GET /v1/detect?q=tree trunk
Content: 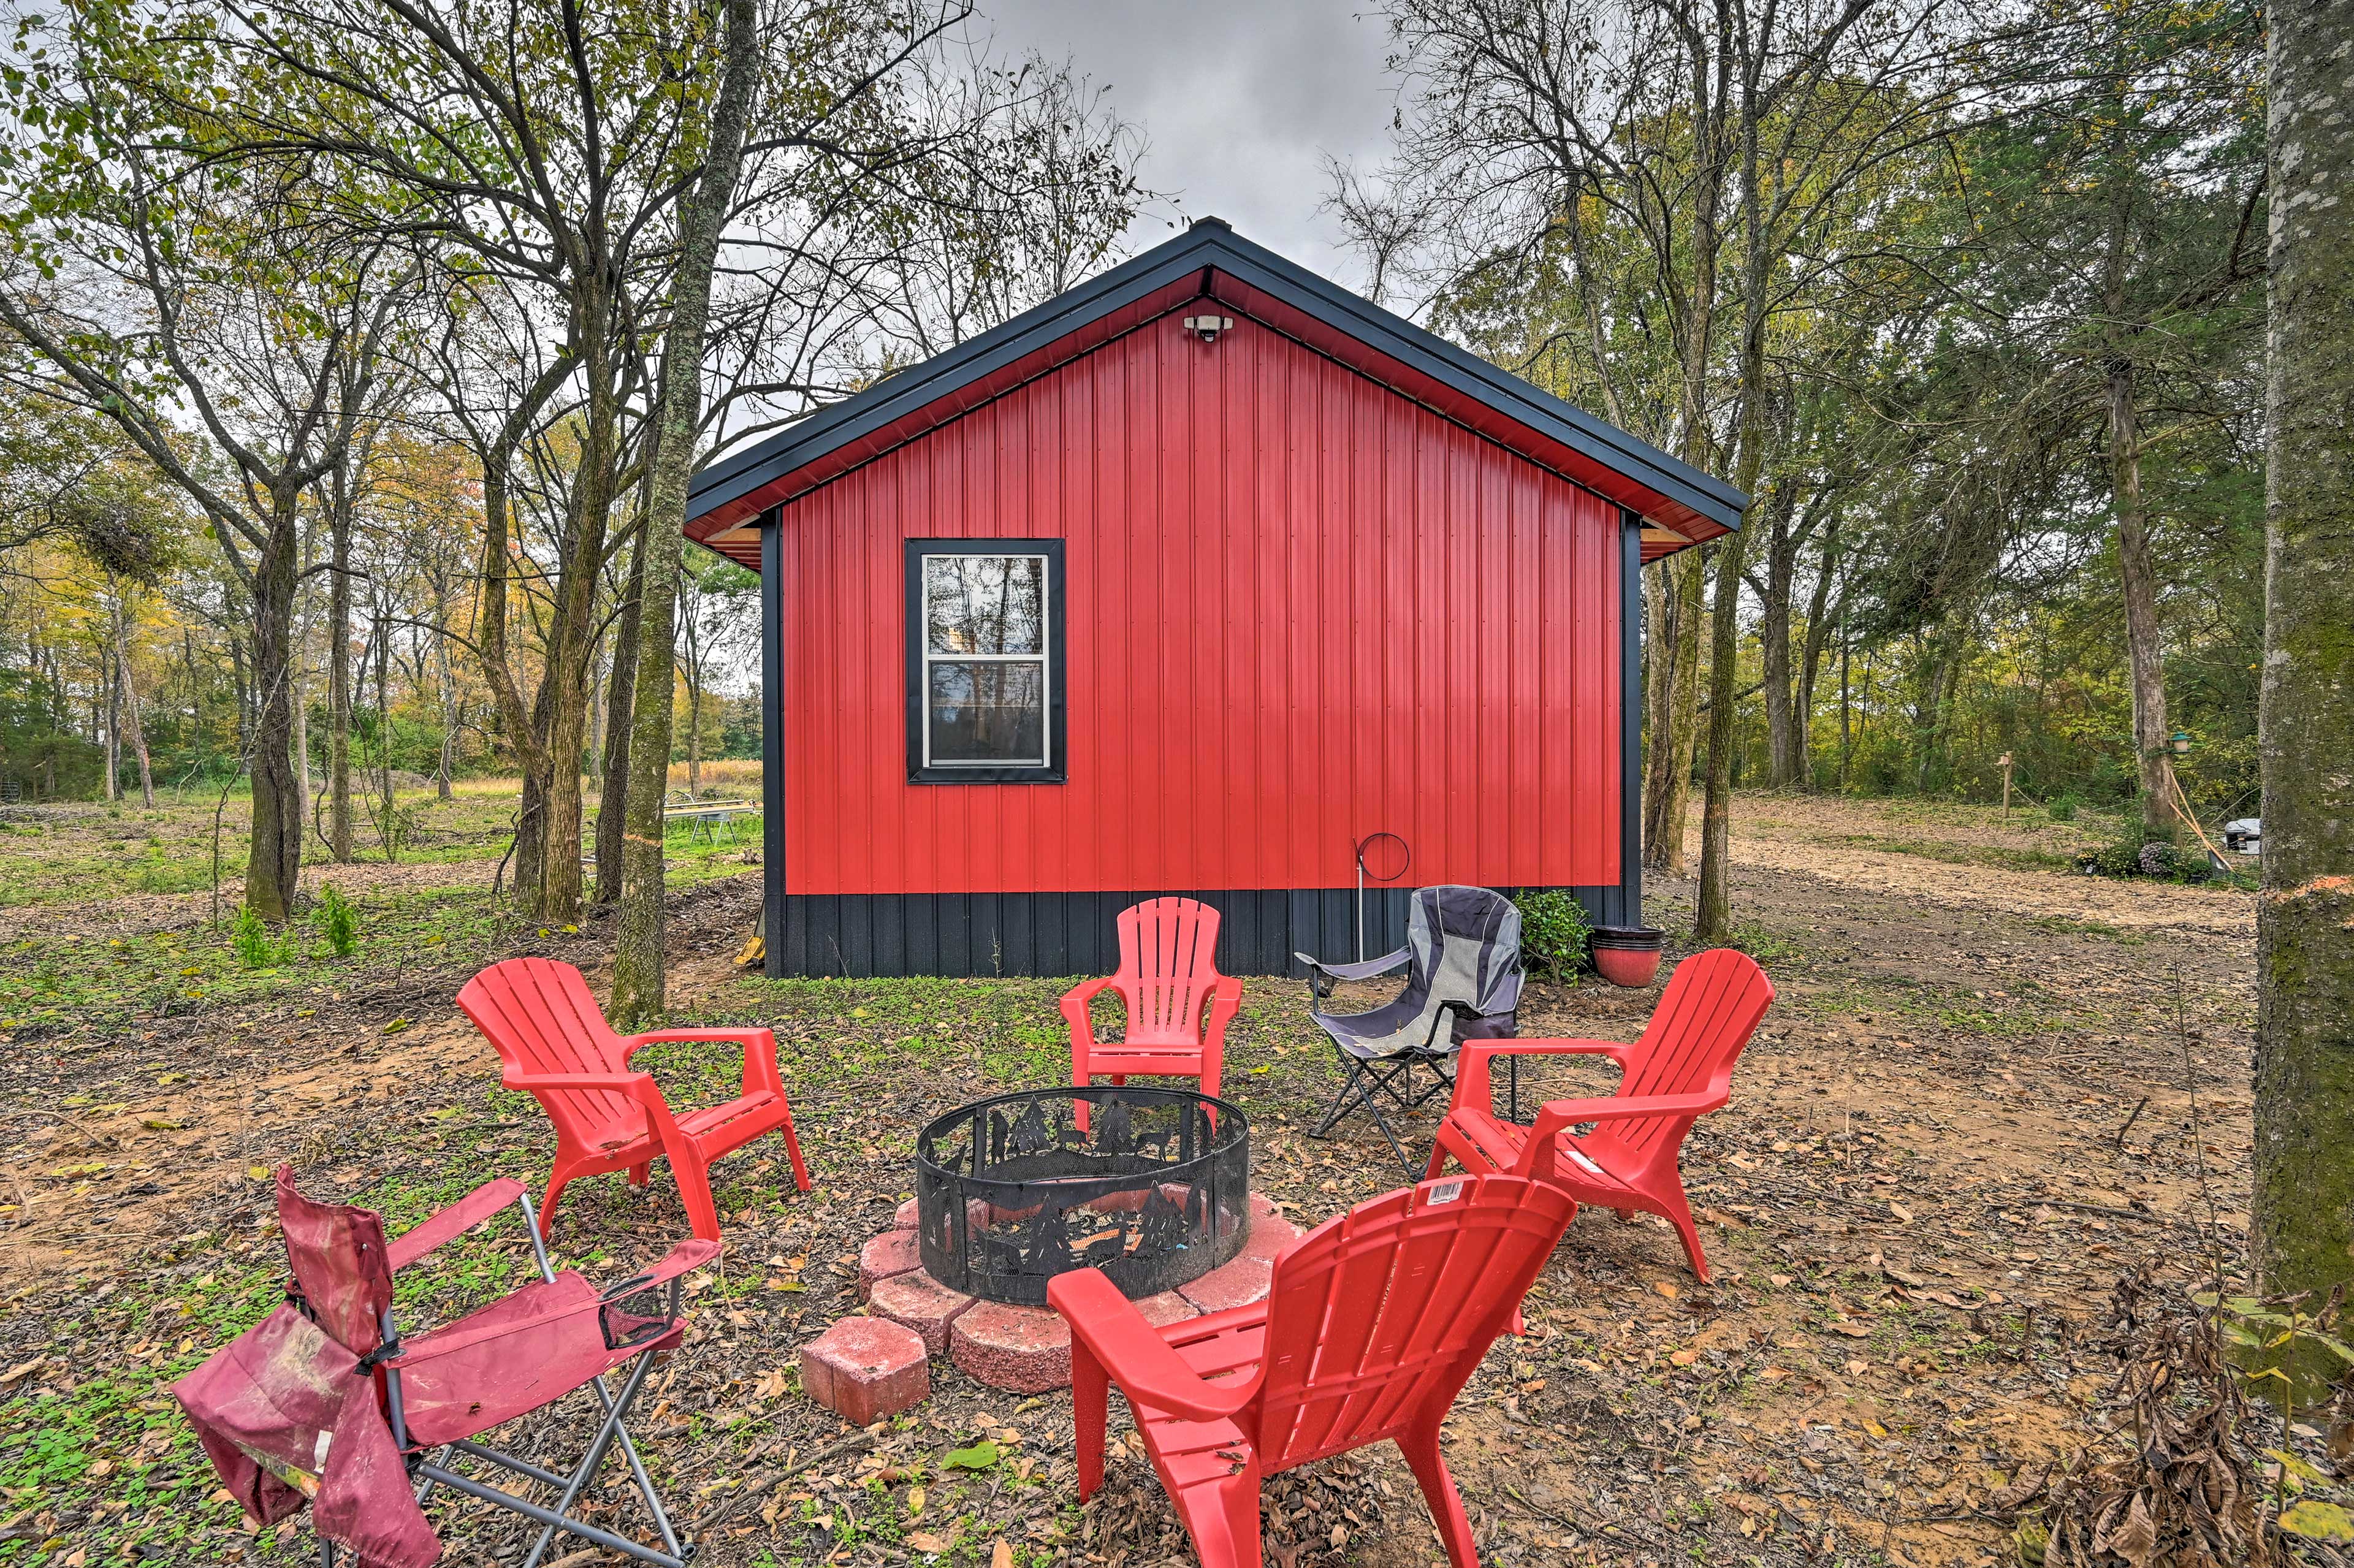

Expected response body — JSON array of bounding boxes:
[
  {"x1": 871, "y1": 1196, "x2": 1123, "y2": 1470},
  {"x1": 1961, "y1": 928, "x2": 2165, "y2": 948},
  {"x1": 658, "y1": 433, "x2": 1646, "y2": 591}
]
[
  {"x1": 2108, "y1": 357, "x2": 2181, "y2": 834},
  {"x1": 113, "y1": 588, "x2": 155, "y2": 807},
  {"x1": 245, "y1": 484, "x2": 305, "y2": 921},
  {"x1": 1694, "y1": 527, "x2": 1751, "y2": 942},
  {"x1": 103, "y1": 645, "x2": 120, "y2": 802},
  {"x1": 610, "y1": 0, "x2": 760, "y2": 1026},
  {"x1": 595, "y1": 512, "x2": 649, "y2": 906},
  {"x1": 1794, "y1": 521, "x2": 1842, "y2": 791},
  {"x1": 1643, "y1": 549, "x2": 1705, "y2": 875},
  {"x1": 1758, "y1": 495, "x2": 1800, "y2": 789},
  {"x1": 327, "y1": 475, "x2": 354, "y2": 862},
  {"x1": 2250, "y1": 0, "x2": 2354, "y2": 1364}
]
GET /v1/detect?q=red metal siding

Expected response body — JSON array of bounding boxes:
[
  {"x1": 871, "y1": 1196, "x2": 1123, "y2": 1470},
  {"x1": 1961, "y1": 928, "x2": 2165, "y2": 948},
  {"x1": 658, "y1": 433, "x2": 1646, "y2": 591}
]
[{"x1": 778, "y1": 307, "x2": 1623, "y2": 896}]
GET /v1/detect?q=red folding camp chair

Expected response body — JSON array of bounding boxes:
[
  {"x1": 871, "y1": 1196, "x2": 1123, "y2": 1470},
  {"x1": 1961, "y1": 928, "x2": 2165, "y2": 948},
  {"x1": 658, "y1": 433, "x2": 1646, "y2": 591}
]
[
  {"x1": 458, "y1": 956, "x2": 810, "y2": 1241},
  {"x1": 1427, "y1": 948, "x2": 1774, "y2": 1280},
  {"x1": 199, "y1": 1166, "x2": 717, "y2": 1567},
  {"x1": 1062, "y1": 898, "x2": 1243, "y2": 1129},
  {"x1": 1049, "y1": 1168, "x2": 1576, "y2": 1568}
]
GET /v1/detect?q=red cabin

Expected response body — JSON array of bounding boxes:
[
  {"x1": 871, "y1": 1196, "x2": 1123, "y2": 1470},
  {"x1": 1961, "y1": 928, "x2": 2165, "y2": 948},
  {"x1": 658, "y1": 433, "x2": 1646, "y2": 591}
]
[{"x1": 684, "y1": 219, "x2": 1743, "y2": 978}]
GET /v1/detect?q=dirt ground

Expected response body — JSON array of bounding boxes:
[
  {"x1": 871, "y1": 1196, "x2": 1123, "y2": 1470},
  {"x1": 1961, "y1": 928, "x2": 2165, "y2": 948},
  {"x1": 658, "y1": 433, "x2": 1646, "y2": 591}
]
[{"x1": 0, "y1": 791, "x2": 2282, "y2": 1568}]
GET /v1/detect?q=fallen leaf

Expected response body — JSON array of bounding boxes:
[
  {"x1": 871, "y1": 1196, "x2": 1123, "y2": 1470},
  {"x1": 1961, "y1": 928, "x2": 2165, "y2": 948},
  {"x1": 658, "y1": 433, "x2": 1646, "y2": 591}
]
[
  {"x1": 1832, "y1": 1320, "x2": 1873, "y2": 1338},
  {"x1": 1669, "y1": 1349, "x2": 1699, "y2": 1366},
  {"x1": 907, "y1": 1485, "x2": 925, "y2": 1513},
  {"x1": 1889, "y1": 1201, "x2": 1913, "y2": 1222},
  {"x1": 1654, "y1": 1281, "x2": 1680, "y2": 1300},
  {"x1": 991, "y1": 1539, "x2": 1016, "y2": 1568},
  {"x1": 0, "y1": 1358, "x2": 46, "y2": 1385},
  {"x1": 908, "y1": 1534, "x2": 951, "y2": 1555},
  {"x1": 142, "y1": 1116, "x2": 183, "y2": 1131},
  {"x1": 943, "y1": 1439, "x2": 1000, "y2": 1471}
]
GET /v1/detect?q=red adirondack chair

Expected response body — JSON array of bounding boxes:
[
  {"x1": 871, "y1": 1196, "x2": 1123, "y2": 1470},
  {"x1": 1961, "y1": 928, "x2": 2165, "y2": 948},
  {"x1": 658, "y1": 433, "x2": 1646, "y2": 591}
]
[
  {"x1": 457, "y1": 957, "x2": 810, "y2": 1242},
  {"x1": 1050, "y1": 1169, "x2": 1576, "y2": 1568},
  {"x1": 1062, "y1": 898, "x2": 1243, "y2": 1126},
  {"x1": 1426, "y1": 948, "x2": 1773, "y2": 1281}
]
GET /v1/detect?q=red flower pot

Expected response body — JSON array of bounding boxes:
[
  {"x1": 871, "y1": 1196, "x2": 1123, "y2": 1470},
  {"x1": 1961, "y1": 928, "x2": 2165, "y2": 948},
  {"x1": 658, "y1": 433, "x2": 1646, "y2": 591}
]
[{"x1": 1590, "y1": 926, "x2": 1666, "y2": 988}]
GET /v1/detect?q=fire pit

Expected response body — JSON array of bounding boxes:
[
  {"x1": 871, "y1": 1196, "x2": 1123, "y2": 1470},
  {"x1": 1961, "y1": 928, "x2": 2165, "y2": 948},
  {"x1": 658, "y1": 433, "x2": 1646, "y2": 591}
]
[{"x1": 914, "y1": 1087, "x2": 1248, "y2": 1306}]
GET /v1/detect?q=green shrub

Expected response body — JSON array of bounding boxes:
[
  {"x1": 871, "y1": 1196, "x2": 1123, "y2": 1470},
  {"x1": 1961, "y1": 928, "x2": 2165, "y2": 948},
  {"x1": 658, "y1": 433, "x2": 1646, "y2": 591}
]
[
  {"x1": 2046, "y1": 793, "x2": 2079, "y2": 822},
  {"x1": 1514, "y1": 889, "x2": 1593, "y2": 983},
  {"x1": 316, "y1": 883, "x2": 358, "y2": 957},
  {"x1": 230, "y1": 905, "x2": 286, "y2": 968}
]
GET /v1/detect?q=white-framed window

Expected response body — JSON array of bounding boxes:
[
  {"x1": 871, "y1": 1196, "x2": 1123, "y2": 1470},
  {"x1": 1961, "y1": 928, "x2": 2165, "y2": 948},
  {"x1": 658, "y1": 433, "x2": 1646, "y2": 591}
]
[{"x1": 905, "y1": 539, "x2": 1065, "y2": 783}]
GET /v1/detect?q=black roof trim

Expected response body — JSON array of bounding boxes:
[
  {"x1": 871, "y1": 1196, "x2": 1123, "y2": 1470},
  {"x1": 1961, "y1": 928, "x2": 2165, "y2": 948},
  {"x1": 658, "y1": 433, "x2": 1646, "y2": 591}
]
[{"x1": 687, "y1": 220, "x2": 1746, "y2": 531}]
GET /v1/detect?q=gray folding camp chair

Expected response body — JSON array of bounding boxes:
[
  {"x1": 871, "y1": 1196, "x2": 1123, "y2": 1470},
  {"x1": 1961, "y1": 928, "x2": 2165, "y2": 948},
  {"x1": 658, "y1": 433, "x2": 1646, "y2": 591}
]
[{"x1": 1294, "y1": 885, "x2": 1525, "y2": 1176}]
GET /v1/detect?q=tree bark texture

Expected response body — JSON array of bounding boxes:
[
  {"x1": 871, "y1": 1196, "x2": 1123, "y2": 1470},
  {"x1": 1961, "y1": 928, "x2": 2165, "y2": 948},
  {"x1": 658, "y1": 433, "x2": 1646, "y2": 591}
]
[
  {"x1": 327, "y1": 470, "x2": 355, "y2": 862},
  {"x1": 2252, "y1": 0, "x2": 2354, "y2": 1326},
  {"x1": 609, "y1": 0, "x2": 760, "y2": 1025},
  {"x1": 1644, "y1": 549, "x2": 1705, "y2": 875},
  {"x1": 596, "y1": 517, "x2": 649, "y2": 907},
  {"x1": 245, "y1": 484, "x2": 305, "y2": 923},
  {"x1": 112, "y1": 588, "x2": 154, "y2": 807}
]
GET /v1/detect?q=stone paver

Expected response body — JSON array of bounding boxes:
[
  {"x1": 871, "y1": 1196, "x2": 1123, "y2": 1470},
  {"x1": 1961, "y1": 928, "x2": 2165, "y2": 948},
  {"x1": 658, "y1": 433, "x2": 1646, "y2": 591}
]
[
  {"x1": 868, "y1": 1269, "x2": 978, "y2": 1355},
  {"x1": 857, "y1": 1229, "x2": 923, "y2": 1301},
  {"x1": 802, "y1": 1316, "x2": 929, "y2": 1425},
  {"x1": 950, "y1": 1300, "x2": 1072, "y2": 1393},
  {"x1": 1176, "y1": 1252, "x2": 1273, "y2": 1315}
]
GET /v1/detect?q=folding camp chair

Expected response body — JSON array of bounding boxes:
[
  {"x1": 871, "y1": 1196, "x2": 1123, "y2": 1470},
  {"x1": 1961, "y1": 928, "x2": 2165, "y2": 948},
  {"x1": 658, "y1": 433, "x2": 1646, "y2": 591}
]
[
  {"x1": 1294, "y1": 885, "x2": 1524, "y2": 1177},
  {"x1": 262, "y1": 1165, "x2": 714, "y2": 1567}
]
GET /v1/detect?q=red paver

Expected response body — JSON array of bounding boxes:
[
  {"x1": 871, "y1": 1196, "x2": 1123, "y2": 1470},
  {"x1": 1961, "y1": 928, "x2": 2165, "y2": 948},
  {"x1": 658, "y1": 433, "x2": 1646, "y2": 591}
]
[
  {"x1": 869, "y1": 1269, "x2": 978, "y2": 1355},
  {"x1": 1240, "y1": 1212, "x2": 1303, "y2": 1266},
  {"x1": 1248, "y1": 1191, "x2": 1284, "y2": 1225},
  {"x1": 894, "y1": 1197, "x2": 920, "y2": 1230},
  {"x1": 857, "y1": 1229, "x2": 923, "y2": 1302},
  {"x1": 951, "y1": 1300, "x2": 1073, "y2": 1393},
  {"x1": 1176, "y1": 1252, "x2": 1273, "y2": 1315},
  {"x1": 1133, "y1": 1290, "x2": 1200, "y2": 1329},
  {"x1": 802, "y1": 1316, "x2": 929, "y2": 1425}
]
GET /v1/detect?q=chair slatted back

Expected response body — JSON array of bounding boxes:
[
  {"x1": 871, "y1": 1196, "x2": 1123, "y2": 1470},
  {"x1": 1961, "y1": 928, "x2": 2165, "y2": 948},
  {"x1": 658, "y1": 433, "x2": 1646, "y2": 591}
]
[
  {"x1": 1587, "y1": 950, "x2": 1773, "y2": 1170},
  {"x1": 1112, "y1": 899, "x2": 1225, "y2": 1046},
  {"x1": 457, "y1": 958, "x2": 638, "y2": 1146},
  {"x1": 1245, "y1": 1173, "x2": 1573, "y2": 1472}
]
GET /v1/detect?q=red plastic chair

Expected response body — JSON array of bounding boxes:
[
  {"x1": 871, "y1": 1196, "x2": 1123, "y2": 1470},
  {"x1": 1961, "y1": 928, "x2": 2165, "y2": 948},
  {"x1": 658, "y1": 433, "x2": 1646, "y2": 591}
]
[
  {"x1": 1062, "y1": 898, "x2": 1243, "y2": 1127},
  {"x1": 1049, "y1": 1170, "x2": 1577, "y2": 1568},
  {"x1": 457, "y1": 957, "x2": 810, "y2": 1241},
  {"x1": 1426, "y1": 948, "x2": 1773, "y2": 1280}
]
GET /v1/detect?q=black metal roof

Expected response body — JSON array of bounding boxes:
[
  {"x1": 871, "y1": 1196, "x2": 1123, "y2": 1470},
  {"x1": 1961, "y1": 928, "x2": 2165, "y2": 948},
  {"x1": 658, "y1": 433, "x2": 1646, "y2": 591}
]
[{"x1": 686, "y1": 218, "x2": 1746, "y2": 534}]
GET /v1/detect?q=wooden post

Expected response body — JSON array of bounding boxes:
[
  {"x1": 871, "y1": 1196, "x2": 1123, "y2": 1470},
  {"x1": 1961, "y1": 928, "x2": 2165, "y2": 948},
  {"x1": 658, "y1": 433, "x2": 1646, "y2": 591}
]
[{"x1": 2000, "y1": 752, "x2": 2013, "y2": 815}]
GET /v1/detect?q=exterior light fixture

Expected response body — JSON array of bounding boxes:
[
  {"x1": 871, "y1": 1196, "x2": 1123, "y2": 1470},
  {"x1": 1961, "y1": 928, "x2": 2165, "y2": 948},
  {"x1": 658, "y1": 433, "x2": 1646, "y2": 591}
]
[
  {"x1": 2170, "y1": 731, "x2": 2192, "y2": 756},
  {"x1": 1181, "y1": 313, "x2": 1234, "y2": 344}
]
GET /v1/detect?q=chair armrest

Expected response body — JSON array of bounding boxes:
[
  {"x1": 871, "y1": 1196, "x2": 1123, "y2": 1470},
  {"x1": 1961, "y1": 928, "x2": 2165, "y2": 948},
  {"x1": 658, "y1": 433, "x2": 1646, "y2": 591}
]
[
  {"x1": 382, "y1": 1238, "x2": 723, "y2": 1371},
  {"x1": 622, "y1": 1027, "x2": 772, "y2": 1049},
  {"x1": 501, "y1": 1070, "x2": 656, "y2": 1092},
  {"x1": 1293, "y1": 946, "x2": 1408, "y2": 1000},
  {"x1": 1449, "y1": 1039, "x2": 1631, "y2": 1111},
  {"x1": 1047, "y1": 1270, "x2": 1260, "y2": 1423},
  {"x1": 621, "y1": 1026, "x2": 785, "y2": 1096},
  {"x1": 388, "y1": 1178, "x2": 529, "y2": 1272},
  {"x1": 1531, "y1": 1090, "x2": 1726, "y2": 1124},
  {"x1": 1059, "y1": 977, "x2": 1118, "y2": 1043}
]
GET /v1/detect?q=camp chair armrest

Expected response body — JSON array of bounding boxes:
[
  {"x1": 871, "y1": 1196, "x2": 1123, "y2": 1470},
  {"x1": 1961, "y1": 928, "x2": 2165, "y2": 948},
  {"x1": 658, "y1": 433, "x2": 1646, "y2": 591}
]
[
  {"x1": 1048, "y1": 1271, "x2": 1260, "y2": 1423},
  {"x1": 1294, "y1": 946, "x2": 1409, "y2": 1000},
  {"x1": 387, "y1": 1178, "x2": 530, "y2": 1272},
  {"x1": 1450, "y1": 1039, "x2": 1631, "y2": 1111},
  {"x1": 382, "y1": 1239, "x2": 723, "y2": 1371},
  {"x1": 1059, "y1": 977, "x2": 1118, "y2": 1044}
]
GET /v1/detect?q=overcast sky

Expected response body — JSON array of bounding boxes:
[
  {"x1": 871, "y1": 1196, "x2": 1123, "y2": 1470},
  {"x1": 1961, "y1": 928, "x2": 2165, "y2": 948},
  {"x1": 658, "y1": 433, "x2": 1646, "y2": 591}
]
[{"x1": 973, "y1": 0, "x2": 1401, "y2": 287}]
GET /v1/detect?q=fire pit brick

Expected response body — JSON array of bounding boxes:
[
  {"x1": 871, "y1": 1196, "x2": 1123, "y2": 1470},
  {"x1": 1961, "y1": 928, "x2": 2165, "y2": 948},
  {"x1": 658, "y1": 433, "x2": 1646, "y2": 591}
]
[
  {"x1": 1240, "y1": 1212, "x2": 1303, "y2": 1266},
  {"x1": 1133, "y1": 1290, "x2": 1200, "y2": 1329},
  {"x1": 858, "y1": 1229, "x2": 923, "y2": 1301},
  {"x1": 802, "y1": 1317, "x2": 929, "y2": 1425},
  {"x1": 869, "y1": 1269, "x2": 978, "y2": 1354},
  {"x1": 894, "y1": 1198, "x2": 920, "y2": 1230},
  {"x1": 1176, "y1": 1253, "x2": 1272, "y2": 1315},
  {"x1": 951, "y1": 1301, "x2": 1072, "y2": 1393}
]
